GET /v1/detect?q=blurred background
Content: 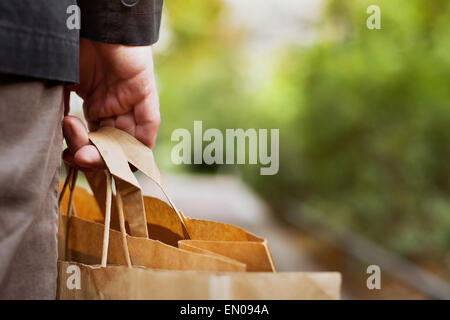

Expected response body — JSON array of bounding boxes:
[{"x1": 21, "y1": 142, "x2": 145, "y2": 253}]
[{"x1": 71, "y1": 0, "x2": 450, "y2": 299}]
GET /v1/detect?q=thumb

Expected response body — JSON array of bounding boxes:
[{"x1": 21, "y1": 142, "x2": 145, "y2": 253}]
[{"x1": 63, "y1": 115, "x2": 105, "y2": 169}]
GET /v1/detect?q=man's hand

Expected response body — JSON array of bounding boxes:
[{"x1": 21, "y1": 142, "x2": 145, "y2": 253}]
[{"x1": 63, "y1": 38, "x2": 160, "y2": 169}]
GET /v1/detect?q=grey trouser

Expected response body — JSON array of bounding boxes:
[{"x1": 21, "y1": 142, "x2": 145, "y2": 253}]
[{"x1": 0, "y1": 74, "x2": 64, "y2": 299}]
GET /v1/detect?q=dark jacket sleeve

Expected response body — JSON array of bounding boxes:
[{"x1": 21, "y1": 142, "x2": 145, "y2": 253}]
[{"x1": 77, "y1": 0, "x2": 163, "y2": 46}]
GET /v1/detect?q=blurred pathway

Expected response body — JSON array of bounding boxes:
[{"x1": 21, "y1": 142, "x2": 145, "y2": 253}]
[{"x1": 139, "y1": 173, "x2": 321, "y2": 272}]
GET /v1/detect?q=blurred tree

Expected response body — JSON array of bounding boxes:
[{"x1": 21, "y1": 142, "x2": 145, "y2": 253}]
[{"x1": 248, "y1": 0, "x2": 450, "y2": 274}]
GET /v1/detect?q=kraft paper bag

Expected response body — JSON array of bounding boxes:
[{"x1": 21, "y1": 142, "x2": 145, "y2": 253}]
[{"x1": 57, "y1": 127, "x2": 341, "y2": 299}]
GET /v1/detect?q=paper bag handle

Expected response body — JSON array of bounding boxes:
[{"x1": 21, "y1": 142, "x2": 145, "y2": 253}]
[
  {"x1": 89, "y1": 127, "x2": 190, "y2": 239},
  {"x1": 60, "y1": 168, "x2": 132, "y2": 268},
  {"x1": 58, "y1": 166, "x2": 78, "y2": 261},
  {"x1": 88, "y1": 129, "x2": 149, "y2": 238}
]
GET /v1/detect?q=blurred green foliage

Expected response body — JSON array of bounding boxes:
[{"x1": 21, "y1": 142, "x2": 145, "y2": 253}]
[
  {"x1": 155, "y1": 0, "x2": 450, "y2": 273},
  {"x1": 154, "y1": 0, "x2": 254, "y2": 173}
]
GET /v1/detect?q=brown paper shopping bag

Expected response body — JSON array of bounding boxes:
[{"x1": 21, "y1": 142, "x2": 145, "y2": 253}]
[
  {"x1": 57, "y1": 127, "x2": 341, "y2": 299},
  {"x1": 58, "y1": 171, "x2": 341, "y2": 299}
]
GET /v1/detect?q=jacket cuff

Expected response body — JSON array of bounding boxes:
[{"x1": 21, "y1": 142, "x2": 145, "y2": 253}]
[{"x1": 78, "y1": 0, "x2": 163, "y2": 46}]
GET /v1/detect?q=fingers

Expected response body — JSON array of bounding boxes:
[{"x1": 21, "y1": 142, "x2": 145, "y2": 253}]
[
  {"x1": 85, "y1": 86, "x2": 129, "y2": 122},
  {"x1": 133, "y1": 92, "x2": 160, "y2": 149},
  {"x1": 115, "y1": 70, "x2": 153, "y2": 110},
  {"x1": 114, "y1": 112, "x2": 136, "y2": 137},
  {"x1": 63, "y1": 115, "x2": 89, "y2": 152},
  {"x1": 63, "y1": 103, "x2": 159, "y2": 172},
  {"x1": 83, "y1": 82, "x2": 146, "y2": 123},
  {"x1": 99, "y1": 116, "x2": 116, "y2": 128},
  {"x1": 63, "y1": 116, "x2": 105, "y2": 169},
  {"x1": 74, "y1": 145, "x2": 105, "y2": 169},
  {"x1": 86, "y1": 91, "x2": 160, "y2": 150}
]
